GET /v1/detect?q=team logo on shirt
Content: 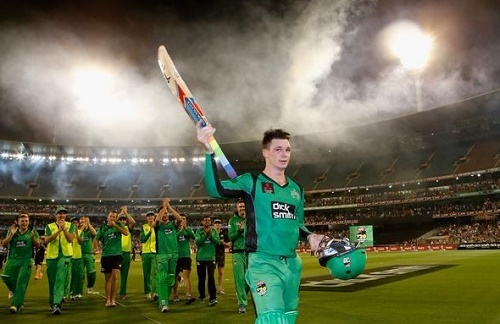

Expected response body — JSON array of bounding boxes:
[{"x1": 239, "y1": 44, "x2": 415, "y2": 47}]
[
  {"x1": 256, "y1": 280, "x2": 267, "y2": 296},
  {"x1": 261, "y1": 182, "x2": 274, "y2": 194},
  {"x1": 291, "y1": 188, "x2": 300, "y2": 200},
  {"x1": 271, "y1": 202, "x2": 296, "y2": 220},
  {"x1": 16, "y1": 240, "x2": 27, "y2": 248}
]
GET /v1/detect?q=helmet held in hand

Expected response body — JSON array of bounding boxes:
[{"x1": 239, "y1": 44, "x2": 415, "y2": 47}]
[{"x1": 318, "y1": 238, "x2": 367, "y2": 280}]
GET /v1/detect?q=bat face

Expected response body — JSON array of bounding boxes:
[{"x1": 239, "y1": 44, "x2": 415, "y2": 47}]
[{"x1": 157, "y1": 44, "x2": 238, "y2": 179}]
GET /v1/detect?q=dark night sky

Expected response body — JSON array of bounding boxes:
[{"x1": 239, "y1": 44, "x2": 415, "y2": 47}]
[{"x1": 1, "y1": 0, "x2": 499, "y2": 147}]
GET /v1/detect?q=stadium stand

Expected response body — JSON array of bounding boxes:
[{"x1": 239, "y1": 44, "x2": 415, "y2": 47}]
[{"x1": 1, "y1": 89, "x2": 500, "y2": 245}]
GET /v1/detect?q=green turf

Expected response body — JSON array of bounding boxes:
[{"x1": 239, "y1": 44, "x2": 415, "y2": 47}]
[{"x1": 1, "y1": 250, "x2": 500, "y2": 323}]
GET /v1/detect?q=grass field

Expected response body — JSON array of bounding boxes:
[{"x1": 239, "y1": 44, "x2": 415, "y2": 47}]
[{"x1": 1, "y1": 250, "x2": 500, "y2": 323}]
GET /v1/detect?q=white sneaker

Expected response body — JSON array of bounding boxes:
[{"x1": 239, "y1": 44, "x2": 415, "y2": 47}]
[
  {"x1": 161, "y1": 305, "x2": 170, "y2": 313},
  {"x1": 87, "y1": 288, "x2": 98, "y2": 294}
]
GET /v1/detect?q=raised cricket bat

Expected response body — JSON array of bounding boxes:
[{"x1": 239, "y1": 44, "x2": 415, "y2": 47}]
[{"x1": 157, "y1": 45, "x2": 237, "y2": 179}]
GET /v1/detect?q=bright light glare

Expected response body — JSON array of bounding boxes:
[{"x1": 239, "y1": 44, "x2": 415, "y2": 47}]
[
  {"x1": 73, "y1": 68, "x2": 115, "y2": 112},
  {"x1": 383, "y1": 21, "x2": 433, "y2": 71}
]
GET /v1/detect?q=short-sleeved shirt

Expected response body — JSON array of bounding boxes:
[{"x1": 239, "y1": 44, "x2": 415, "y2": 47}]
[
  {"x1": 80, "y1": 229, "x2": 95, "y2": 254},
  {"x1": 96, "y1": 223, "x2": 127, "y2": 257},
  {"x1": 6, "y1": 228, "x2": 39, "y2": 259},
  {"x1": 155, "y1": 220, "x2": 178, "y2": 255},
  {"x1": 177, "y1": 227, "x2": 195, "y2": 258}
]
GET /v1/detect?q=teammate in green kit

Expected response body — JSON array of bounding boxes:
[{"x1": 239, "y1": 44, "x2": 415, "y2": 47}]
[
  {"x1": 172, "y1": 213, "x2": 196, "y2": 304},
  {"x1": 45, "y1": 206, "x2": 76, "y2": 315},
  {"x1": 228, "y1": 199, "x2": 250, "y2": 314},
  {"x1": 195, "y1": 215, "x2": 220, "y2": 306},
  {"x1": 140, "y1": 211, "x2": 157, "y2": 300},
  {"x1": 96, "y1": 210, "x2": 129, "y2": 307},
  {"x1": 118, "y1": 205, "x2": 136, "y2": 300},
  {"x1": 70, "y1": 217, "x2": 84, "y2": 300},
  {"x1": 79, "y1": 216, "x2": 98, "y2": 294},
  {"x1": 196, "y1": 125, "x2": 327, "y2": 324},
  {"x1": 1, "y1": 213, "x2": 41, "y2": 314},
  {"x1": 154, "y1": 197, "x2": 182, "y2": 313}
]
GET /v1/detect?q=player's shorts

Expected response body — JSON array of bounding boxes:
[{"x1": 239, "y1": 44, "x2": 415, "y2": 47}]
[
  {"x1": 100, "y1": 254, "x2": 123, "y2": 273},
  {"x1": 215, "y1": 254, "x2": 225, "y2": 268},
  {"x1": 176, "y1": 257, "x2": 192, "y2": 274},
  {"x1": 34, "y1": 252, "x2": 45, "y2": 266}
]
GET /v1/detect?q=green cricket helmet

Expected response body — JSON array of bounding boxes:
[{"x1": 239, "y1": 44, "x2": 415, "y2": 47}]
[{"x1": 318, "y1": 238, "x2": 367, "y2": 280}]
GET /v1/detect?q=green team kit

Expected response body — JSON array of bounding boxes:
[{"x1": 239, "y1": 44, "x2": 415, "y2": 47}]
[
  {"x1": 177, "y1": 227, "x2": 195, "y2": 258},
  {"x1": 96, "y1": 223, "x2": 126, "y2": 257},
  {"x1": 155, "y1": 220, "x2": 179, "y2": 310},
  {"x1": 228, "y1": 212, "x2": 249, "y2": 311},
  {"x1": 1, "y1": 228, "x2": 39, "y2": 311},
  {"x1": 80, "y1": 229, "x2": 97, "y2": 291},
  {"x1": 204, "y1": 154, "x2": 311, "y2": 323}
]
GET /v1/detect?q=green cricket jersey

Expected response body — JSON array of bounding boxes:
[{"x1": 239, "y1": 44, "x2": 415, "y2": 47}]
[
  {"x1": 204, "y1": 154, "x2": 311, "y2": 258},
  {"x1": 155, "y1": 220, "x2": 178, "y2": 255},
  {"x1": 6, "y1": 229, "x2": 39, "y2": 259},
  {"x1": 96, "y1": 223, "x2": 127, "y2": 257},
  {"x1": 194, "y1": 228, "x2": 220, "y2": 261},
  {"x1": 177, "y1": 227, "x2": 195, "y2": 258},
  {"x1": 80, "y1": 229, "x2": 95, "y2": 254},
  {"x1": 228, "y1": 214, "x2": 246, "y2": 252}
]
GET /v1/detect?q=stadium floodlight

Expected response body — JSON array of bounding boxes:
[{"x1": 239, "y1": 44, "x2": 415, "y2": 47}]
[
  {"x1": 386, "y1": 20, "x2": 433, "y2": 71},
  {"x1": 381, "y1": 20, "x2": 433, "y2": 112}
]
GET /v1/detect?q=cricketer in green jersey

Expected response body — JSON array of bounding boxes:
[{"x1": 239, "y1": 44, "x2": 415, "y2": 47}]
[
  {"x1": 195, "y1": 215, "x2": 220, "y2": 306},
  {"x1": 228, "y1": 199, "x2": 250, "y2": 314},
  {"x1": 172, "y1": 213, "x2": 196, "y2": 304},
  {"x1": 196, "y1": 124, "x2": 327, "y2": 324},
  {"x1": 45, "y1": 206, "x2": 76, "y2": 315},
  {"x1": 1, "y1": 213, "x2": 41, "y2": 314},
  {"x1": 70, "y1": 217, "x2": 84, "y2": 299},
  {"x1": 96, "y1": 210, "x2": 129, "y2": 307},
  {"x1": 118, "y1": 205, "x2": 136, "y2": 300},
  {"x1": 154, "y1": 197, "x2": 182, "y2": 312},
  {"x1": 140, "y1": 212, "x2": 157, "y2": 299},
  {"x1": 78, "y1": 216, "x2": 98, "y2": 294}
]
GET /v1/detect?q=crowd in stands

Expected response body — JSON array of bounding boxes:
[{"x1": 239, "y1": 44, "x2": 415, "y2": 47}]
[{"x1": 425, "y1": 223, "x2": 500, "y2": 244}]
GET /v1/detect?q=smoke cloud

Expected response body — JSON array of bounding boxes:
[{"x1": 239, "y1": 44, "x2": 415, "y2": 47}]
[{"x1": 0, "y1": 0, "x2": 499, "y2": 149}]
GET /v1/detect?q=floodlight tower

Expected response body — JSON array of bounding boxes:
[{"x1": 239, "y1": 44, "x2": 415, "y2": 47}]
[{"x1": 388, "y1": 22, "x2": 433, "y2": 112}]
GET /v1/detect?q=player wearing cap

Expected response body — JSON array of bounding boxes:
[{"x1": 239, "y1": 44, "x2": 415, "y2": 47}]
[
  {"x1": 70, "y1": 217, "x2": 84, "y2": 300},
  {"x1": 118, "y1": 206, "x2": 136, "y2": 300},
  {"x1": 45, "y1": 206, "x2": 75, "y2": 315},
  {"x1": 140, "y1": 210, "x2": 157, "y2": 300},
  {"x1": 1, "y1": 213, "x2": 41, "y2": 314},
  {"x1": 228, "y1": 199, "x2": 250, "y2": 314},
  {"x1": 154, "y1": 197, "x2": 182, "y2": 313},
  {"x1": 96, "y1": 209, "x2": 129, "y2": 307}
]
